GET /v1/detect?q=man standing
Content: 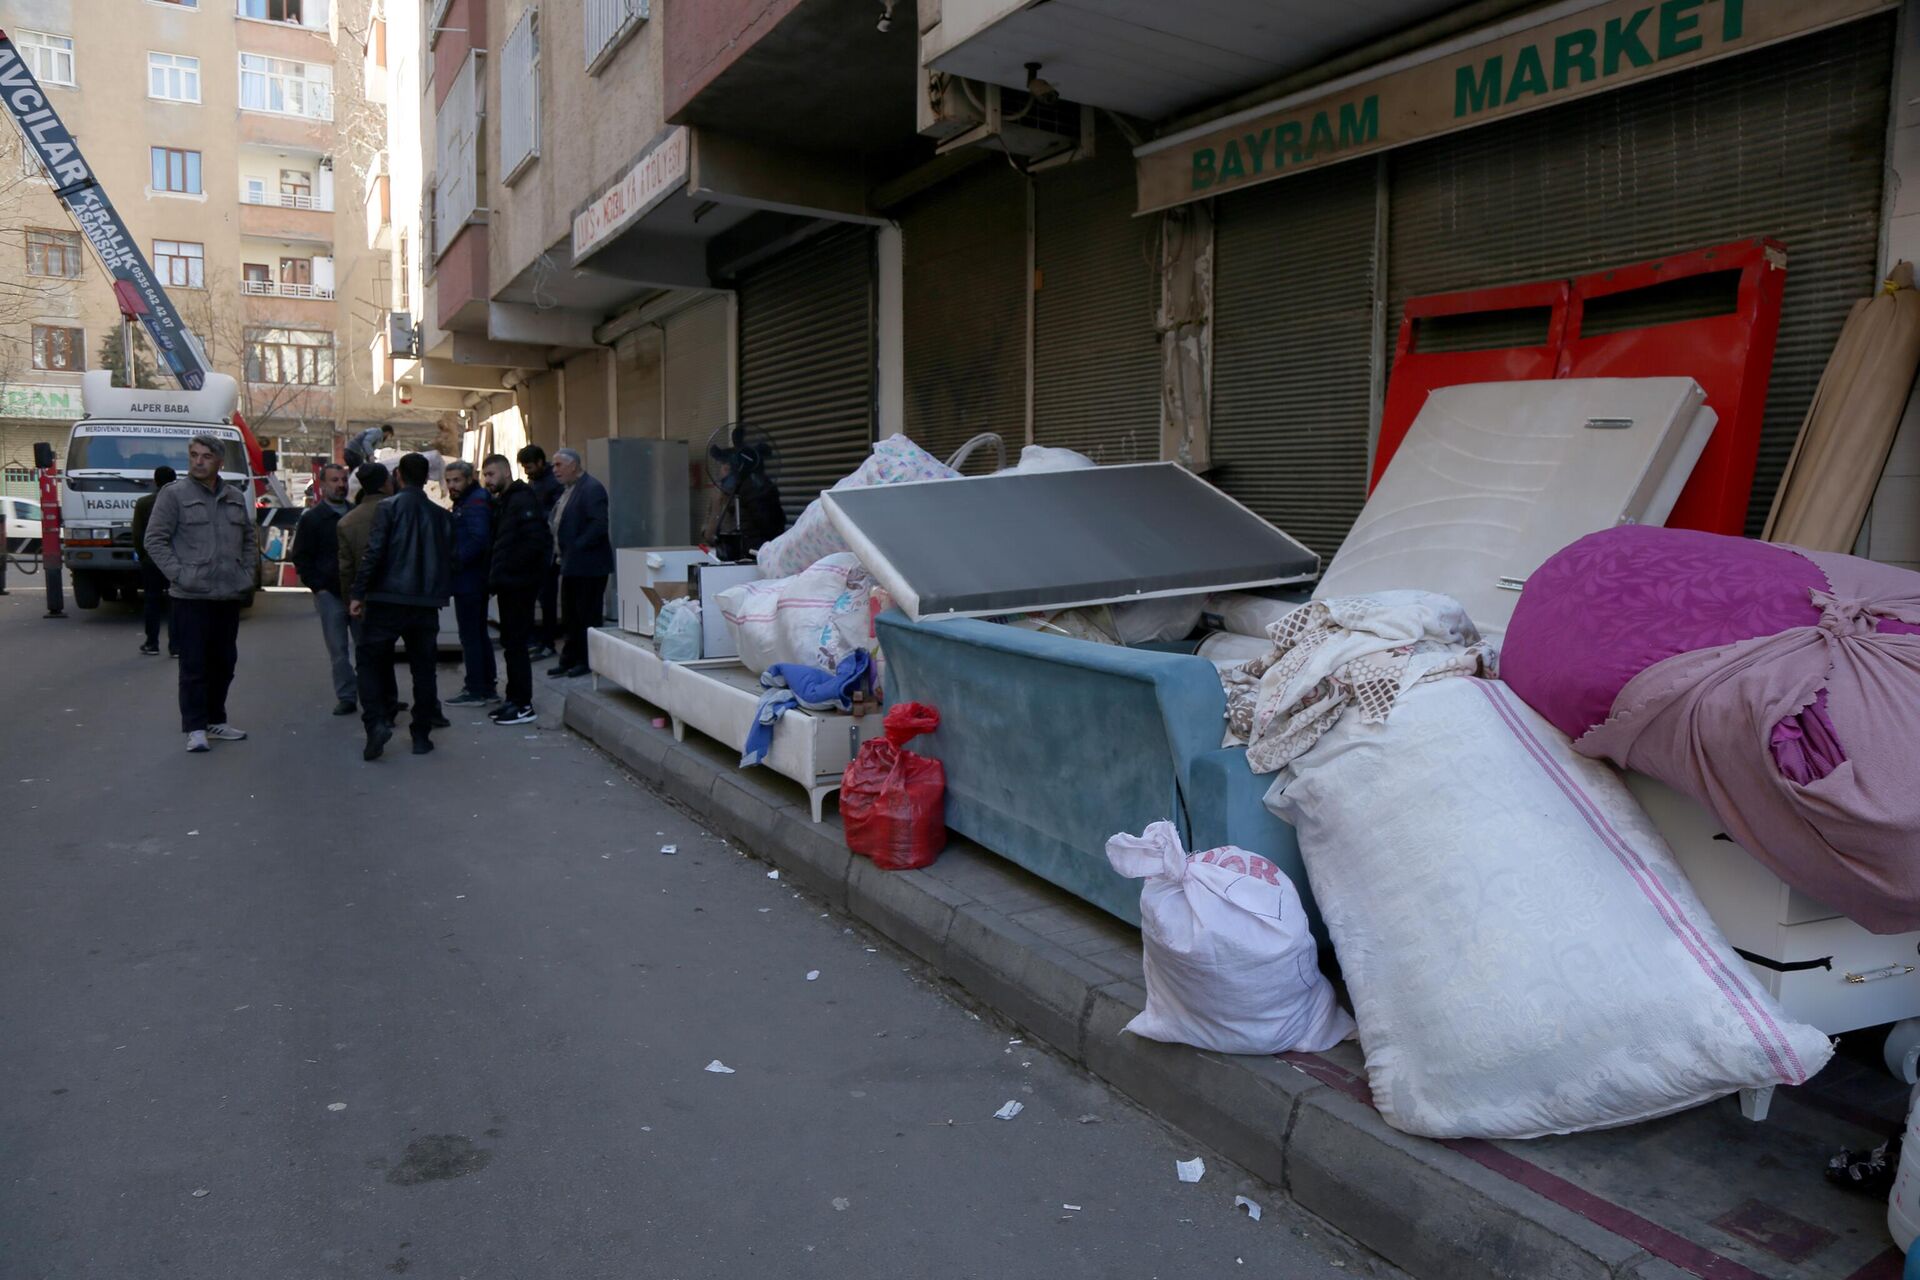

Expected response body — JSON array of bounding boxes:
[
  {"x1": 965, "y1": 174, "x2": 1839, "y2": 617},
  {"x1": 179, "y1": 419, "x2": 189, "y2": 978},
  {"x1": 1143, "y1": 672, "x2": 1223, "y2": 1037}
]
[
  {"x1": 482, "y1": 453, "x2": 551, "y2": 726},
  {"x1": 344, "y1": 423, "x2": 393, "y2": 471},
  {"x1": 349, "y1": 452, "x2": 452, "y2": 761},
  {"x1": 338, "y1": 462, "x2": 398, "y2": 723},
  {"x1": 444, "y1": 460, "x2": 498, "y2": 707},
  {"x1": 129, "y1": 464, "x2": 177, "y2": 657},
  {"x1": 517, "y1": 444, "x2": 562, "y2": 660},
  {"x1": 143, "y1": 435, "x2": 256, "y2": 753},
  {"x1": 291, "y1": 463, "x2": 357, "y2": 714},
  {"x1": 548, "y1": 448, "x2": 613, "y2": 680}
]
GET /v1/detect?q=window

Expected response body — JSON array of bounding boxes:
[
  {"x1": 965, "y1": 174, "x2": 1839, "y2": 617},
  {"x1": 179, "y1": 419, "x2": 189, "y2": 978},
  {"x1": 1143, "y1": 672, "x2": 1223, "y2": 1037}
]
[
  {"x1": 500, "y1": 9, "x2": 540, "y2": 182},
  {"x1": 397, "y1": 232, "x2": 411, "y2": 311},
  {"x1": 31, "y1": 326, "x2": 84, "y2": 372},
  {"x1": 239, "y1": 54, "x2": 333, "y2": 120},
  {"x1": 280, "y1": 168, "x2": 312, "y2": 198},
  {"x1": 237, "y1": 0, "x2": 324, "y2": 23},
  {"x1": 279, "y1": 257, "x2": 312, "y2": 286},
  {"x1": 245, "y1": 328, "x2": 334, "y2": 385},
  {"x1": 155, "y1": 240, "x2": 205, "y2": 289},
  {"x1": 585, "y1": 0, "x2": 648, "y2": 72},
  {"x1": 148, "y1": 52, "x2": 201, "y2": 102},
  {"x1": 17, "y1": 31, "x2": 76, "y2": 87},
  {"x1": 150, "y1": 146, "x2": 202, "y2": 194},
  {"x1": 432, "y1": 53, "x2": 481, "y2": 258},
  {"x1": 152, "y1": 0, "x2": 199, "y2": 7},
  {"x1": 244, "y1": 177, "x2": 267, "y2": 204},
  {"x1": 26, "y1": 229, "x2": 82, "y2": 279}
]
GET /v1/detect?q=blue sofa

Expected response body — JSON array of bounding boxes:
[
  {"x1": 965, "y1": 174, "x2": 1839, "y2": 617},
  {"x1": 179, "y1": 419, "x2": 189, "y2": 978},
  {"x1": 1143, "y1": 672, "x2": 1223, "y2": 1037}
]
[{"x1": 875, "y1": 611, "x2": 1323, "y2": 944}]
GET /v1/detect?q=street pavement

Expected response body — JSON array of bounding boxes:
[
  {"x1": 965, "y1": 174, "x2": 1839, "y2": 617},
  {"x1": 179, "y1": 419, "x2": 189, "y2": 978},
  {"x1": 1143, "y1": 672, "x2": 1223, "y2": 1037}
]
[{"x1": 0, "y1": 586, "x2": 1392, "y2": 1280}]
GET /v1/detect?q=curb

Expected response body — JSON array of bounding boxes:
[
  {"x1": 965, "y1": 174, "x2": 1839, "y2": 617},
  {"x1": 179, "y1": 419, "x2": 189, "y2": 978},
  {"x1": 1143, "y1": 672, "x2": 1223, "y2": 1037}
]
[{"x1": 561, "y1": 681, "x2": 1688, "y2": 1280}]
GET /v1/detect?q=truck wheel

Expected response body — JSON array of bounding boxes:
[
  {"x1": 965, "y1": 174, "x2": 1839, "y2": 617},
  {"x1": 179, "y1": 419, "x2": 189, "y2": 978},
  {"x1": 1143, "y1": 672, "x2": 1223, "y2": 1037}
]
[
  {"x1": 97, "y1": 580, "x2": 122, "y2": 603},
  {"x1": 71, "y1": 571, "x2": 100, "y2": 610}
]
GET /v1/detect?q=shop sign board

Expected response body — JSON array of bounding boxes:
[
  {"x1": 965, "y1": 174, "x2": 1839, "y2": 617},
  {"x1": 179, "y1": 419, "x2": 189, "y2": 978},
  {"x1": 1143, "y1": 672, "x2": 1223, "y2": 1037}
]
[
  {"x1": 1135, "y1": 0, "x2": 1894, "y2": 213},
  {"x1": 572, "y1": 127, "x2": 689, "y2": 263},
  {"x1": 1, "y1": 384, "x2": 79, "y2": 420}
]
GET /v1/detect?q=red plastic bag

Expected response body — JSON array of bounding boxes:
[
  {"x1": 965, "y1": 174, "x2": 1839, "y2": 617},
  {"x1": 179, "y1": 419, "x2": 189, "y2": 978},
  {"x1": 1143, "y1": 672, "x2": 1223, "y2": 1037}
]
[{"x1": 841, "y1": 702, "x2": 947, "y2": 870}]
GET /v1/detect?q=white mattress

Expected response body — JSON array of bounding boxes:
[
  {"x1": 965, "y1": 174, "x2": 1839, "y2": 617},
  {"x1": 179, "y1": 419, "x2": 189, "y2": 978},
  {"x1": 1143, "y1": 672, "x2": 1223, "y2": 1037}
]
[{"x1": 1315, "y1": 378, "x2": 1715, "y2": 638}]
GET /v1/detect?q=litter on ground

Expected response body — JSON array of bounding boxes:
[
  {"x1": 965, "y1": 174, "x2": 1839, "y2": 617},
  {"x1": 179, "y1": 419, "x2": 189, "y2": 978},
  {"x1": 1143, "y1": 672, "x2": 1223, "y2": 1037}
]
[
  {"x1": 1234, "y1": 1195, "x2": 1262, "y2": 1222},
  {"x1": 994, "y1": 1100, "x2": 1024, "y2": 1120},
  {"x1": 1176, "y1": 1157, "x2": 1206, "y2": 1183},
  {"x1": 704, "y1": 1060, "x2": 736, "y2": 1074}
]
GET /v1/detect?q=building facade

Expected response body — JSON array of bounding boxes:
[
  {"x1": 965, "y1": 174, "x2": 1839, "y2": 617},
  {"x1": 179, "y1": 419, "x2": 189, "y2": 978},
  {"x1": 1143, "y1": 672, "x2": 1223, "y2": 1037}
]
[
  {"x1": 365, "y1": 0, "x2": 1920, "y2": 569},
  {"x1": 0, "y1": 0, "x2": 433, "y2": 496}
]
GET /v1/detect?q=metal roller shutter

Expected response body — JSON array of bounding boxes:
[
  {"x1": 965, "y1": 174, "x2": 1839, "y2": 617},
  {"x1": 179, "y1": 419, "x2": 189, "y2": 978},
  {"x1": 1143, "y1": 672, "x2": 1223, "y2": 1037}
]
[
  {"x1": 1212, "y1": 158, "x2": 1379, "y2": 560},
  {"x1": 1033, "y1": 139, "x2": 1161, "y2": 464},
  {"x1": 1388, "y1": 15, "x2": 1894, "y2": 536},
  {"x1": 902, "y1": 159, "x2": 1028, "y2": 470},
  {"x1": 737, "y1": 226, "x2": 876, "y2": 521}
]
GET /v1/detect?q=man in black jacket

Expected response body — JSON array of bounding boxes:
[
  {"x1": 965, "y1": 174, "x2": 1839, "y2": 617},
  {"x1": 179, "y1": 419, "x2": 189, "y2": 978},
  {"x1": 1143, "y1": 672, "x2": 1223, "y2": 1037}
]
[
  {"x1": 349, "y1": 452, "x2": 453, "y2": 760},
  {"x1": 291, "y1": 462, "x2": 357, "y2": 715},
  {"x1": 482, "y1": 453, "x2": 552, "y2": 726},
  {"x1": 548, "y1": 448, "x2": 614, "y2": 679},
  {"x1": 130, "y1": 465, "x2": 177, "y2": 657},
  {"x1": 518, "y1": 444, "x2": 563, "y2": 659}
]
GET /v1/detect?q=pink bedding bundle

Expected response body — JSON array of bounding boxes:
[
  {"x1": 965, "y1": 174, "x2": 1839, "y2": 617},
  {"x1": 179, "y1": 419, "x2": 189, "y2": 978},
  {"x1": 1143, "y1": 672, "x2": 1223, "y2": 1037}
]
[{"x1": 1502, "y1": 525, "x2": 1920, "y2": 933}]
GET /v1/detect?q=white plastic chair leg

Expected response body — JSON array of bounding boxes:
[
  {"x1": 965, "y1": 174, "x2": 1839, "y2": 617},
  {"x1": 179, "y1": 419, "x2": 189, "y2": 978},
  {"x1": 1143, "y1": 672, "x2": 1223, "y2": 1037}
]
[{"x1": 1739, "y1": 1085, "x2": 1775, "y2": 1122}]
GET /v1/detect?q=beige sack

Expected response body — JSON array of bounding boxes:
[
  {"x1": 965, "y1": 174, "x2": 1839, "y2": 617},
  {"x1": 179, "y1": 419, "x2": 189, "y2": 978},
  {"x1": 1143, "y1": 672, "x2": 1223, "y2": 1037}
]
[{"x1": 1764, "y1": 263, "x2": 1920, "y2": 552}]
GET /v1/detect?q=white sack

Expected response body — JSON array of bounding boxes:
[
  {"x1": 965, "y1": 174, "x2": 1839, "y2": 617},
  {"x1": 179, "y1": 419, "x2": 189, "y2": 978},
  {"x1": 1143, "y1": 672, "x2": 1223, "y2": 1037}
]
[
  {"x1": 1204, "y1": 591, "x2": 1299, "y2": 639},
  {"x1": 756, "y1": 437, "x2": 957, "y2": 579},
  {"x1": 1111, "y1": 594, "x2": 1208, "y2": 645},
  {"x1": 1106, "y1": 822, "x2": 1353, "y2": 1056},
  {"x1": 999, "y1": 444, "x2": 1097, "y2": 474},
  {"x1": 715, "y1": 553, "x2": 873, "y2": 675},
  {"x1": 1266, "y1": 677, "x2": 1832, "y2": 1139},
  {"x1": 653, "y1": 598, "x2": 702, "y2": 662}
]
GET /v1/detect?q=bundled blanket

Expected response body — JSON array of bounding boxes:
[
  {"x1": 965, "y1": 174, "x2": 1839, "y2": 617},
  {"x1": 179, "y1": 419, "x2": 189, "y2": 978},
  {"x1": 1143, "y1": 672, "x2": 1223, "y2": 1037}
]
[
  {"x1": 1222, "y1": 591, "x2": 1496, "y2": 774},
  {"x1": 1503, "y1": 526, "x2": 1920, "y2": 933}
]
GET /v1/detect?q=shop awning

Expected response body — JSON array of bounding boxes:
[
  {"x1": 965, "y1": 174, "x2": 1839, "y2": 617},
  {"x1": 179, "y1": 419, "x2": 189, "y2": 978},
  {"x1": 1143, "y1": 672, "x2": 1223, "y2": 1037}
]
[{"x1": 822, "y1": 463, "x2": 1318, "y2": 621}]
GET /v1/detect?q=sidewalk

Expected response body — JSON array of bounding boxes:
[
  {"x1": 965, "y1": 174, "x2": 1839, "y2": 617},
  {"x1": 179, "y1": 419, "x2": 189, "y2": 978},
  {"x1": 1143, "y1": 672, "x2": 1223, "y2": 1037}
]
[{"x1": 554, "y1": 668, "x2": 1910, "y2": 1280}]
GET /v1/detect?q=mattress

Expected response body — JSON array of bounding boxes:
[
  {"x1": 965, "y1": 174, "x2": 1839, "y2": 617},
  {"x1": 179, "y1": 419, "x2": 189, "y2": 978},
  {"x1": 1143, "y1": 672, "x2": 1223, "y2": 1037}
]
[
  {"x1": 1314, "y1": 378, "x2": 1715, "y2": 638},
  {"x1": 822, "y1": 463, "x2": 1319, "y2": 622}
]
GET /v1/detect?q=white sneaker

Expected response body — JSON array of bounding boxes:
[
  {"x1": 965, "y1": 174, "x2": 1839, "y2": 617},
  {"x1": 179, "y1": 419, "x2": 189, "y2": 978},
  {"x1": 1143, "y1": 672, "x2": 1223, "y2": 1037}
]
[
  {"x1": 206, "y1": 723, "x2": 248, "y2": 741},
  {"x1": 186, "y1": 730, "x2": 210, "y2": 753}
]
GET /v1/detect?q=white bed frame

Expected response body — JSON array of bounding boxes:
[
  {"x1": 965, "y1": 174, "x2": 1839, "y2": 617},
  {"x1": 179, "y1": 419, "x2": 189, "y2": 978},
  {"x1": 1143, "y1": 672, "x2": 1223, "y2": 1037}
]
[{"x1": 587, "y1": 627, "x2": 882, "y2": 822}]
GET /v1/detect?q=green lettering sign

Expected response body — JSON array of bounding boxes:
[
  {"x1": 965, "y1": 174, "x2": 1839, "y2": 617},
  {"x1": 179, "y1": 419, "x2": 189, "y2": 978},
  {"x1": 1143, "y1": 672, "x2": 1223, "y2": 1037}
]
[
  {"x1": 1306, "y1": 110, "x2": 1335, "y2": 156},
  {"x1": 1275, "y1": 121, "x2": 1303, "y2": 166},
  {"x1": 1219, "y1": 139, "x2": 1247, "y2": 180},
  {"x1": 1505, "y1": 44, "x2": 1549, "y2": 104},
  {"x1": 1603, "y1": 8, "x2": 1654, "y2": 75},
  {"x1": 1242, "y1": 128, "x2": 1272, "y2": 175},
  {"x1": 1553, "y1": 28, "x2": 1598, "y2": 90},
  {"x1": 1454, "y1": 55, "x2": 1504, "y2": 118},
  {"x1": 1338, "y1": 96, "x2": 1379, "y2": 148},
  {"x1": 1190, "y1": 147, "x2": 1217, "y2": 191},
  {"x1": 1720, "y1": 0, "x2": 1745, "y2": 40},
  {"x1": 1658, "y1": 0, "x2": 1704, "y2": 57}
]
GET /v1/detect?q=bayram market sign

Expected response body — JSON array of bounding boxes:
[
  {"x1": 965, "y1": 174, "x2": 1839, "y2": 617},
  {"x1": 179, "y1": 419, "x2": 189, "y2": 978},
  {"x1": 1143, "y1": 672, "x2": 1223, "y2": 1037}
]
[{"x1": 1135, "y1": 0, "x2": 1894, "y2": 213}]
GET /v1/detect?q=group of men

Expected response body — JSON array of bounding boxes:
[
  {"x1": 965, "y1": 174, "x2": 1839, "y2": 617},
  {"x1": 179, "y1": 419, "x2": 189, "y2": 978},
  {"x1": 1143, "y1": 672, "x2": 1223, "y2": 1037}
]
[
  {"x1": 137, "y1": 432, "x2": 614, "y2": 762},
  {"x1": 288, "y1": 443, "x2": 612, "y2": 760}
]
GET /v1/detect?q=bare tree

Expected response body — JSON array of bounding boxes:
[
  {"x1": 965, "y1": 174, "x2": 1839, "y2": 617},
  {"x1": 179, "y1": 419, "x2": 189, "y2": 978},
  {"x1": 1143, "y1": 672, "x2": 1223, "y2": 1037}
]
[{"x1": 0, "y1": 130, "x2": 83, "y2": 401}]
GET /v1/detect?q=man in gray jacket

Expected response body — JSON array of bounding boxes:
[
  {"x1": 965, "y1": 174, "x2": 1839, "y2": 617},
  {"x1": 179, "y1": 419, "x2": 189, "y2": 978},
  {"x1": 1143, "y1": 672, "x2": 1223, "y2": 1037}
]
[{"x1": 143, "y1": 433, "x2": 258, "y2": 753}]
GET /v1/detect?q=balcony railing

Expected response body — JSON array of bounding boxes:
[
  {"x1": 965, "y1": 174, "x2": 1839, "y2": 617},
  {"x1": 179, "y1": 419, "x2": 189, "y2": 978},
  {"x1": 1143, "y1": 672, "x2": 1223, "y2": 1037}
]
[
  {"x1": 242, "y1": 189, "x2": 333, "y2": 212},
  {"x1": 242, "y1": 279, "x2": 335, "y2": 299}
]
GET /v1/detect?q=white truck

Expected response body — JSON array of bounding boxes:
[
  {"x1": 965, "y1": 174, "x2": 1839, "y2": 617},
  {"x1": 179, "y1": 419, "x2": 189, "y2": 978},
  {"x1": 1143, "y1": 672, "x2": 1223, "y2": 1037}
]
[{"x1": 58, "y1": 370, "x2": 273, "y2": 609}]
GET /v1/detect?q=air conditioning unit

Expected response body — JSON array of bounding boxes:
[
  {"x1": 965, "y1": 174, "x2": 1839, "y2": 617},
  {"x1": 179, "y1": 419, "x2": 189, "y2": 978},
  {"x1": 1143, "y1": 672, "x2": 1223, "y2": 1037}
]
[
  {"x1": 388, "y1": 310, "x2": 420, "y2": 359},
  {"x1": 919, "y1": 69, "x2": 1093, "y2": 166}
]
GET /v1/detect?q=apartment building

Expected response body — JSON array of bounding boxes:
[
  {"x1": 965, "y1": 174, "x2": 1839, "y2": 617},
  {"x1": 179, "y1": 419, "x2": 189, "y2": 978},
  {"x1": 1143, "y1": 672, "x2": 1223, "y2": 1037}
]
[
  {"x1": 0, "y1": 0, "x2": 432, "y2": 492},
  {"x1": 364, "y1": 0, "x2": 1920, "y2": 568}
]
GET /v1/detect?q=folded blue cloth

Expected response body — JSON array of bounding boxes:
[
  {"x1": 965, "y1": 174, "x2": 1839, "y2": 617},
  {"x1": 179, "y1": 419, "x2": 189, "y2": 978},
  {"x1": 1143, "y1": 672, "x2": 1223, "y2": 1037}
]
[{"x1": 740, "y1": 650, "x2": 874, "y2": 769}]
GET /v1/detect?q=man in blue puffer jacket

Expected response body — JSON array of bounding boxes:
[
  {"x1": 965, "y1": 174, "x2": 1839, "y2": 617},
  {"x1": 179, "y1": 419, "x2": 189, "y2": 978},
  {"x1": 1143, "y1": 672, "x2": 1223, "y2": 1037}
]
[{"x1": 444, "y1": 460, "x2": 497, "y2": 707}]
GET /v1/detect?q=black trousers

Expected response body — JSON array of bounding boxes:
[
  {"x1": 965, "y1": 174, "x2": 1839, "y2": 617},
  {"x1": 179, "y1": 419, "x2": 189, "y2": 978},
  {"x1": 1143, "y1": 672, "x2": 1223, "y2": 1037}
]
[
  {"x1": 496, "y1": 585, "x2": 537, "y2": 707},
  {"x1": 173, "y1": 598, "x2": 241, "y2": 733},
  {"x1": 140, "y1": 559, "x2": 174, "y2": 650},
  {"x1": 357, "y1": 602, "x2": 441, "y2": 740},
  {"x1": 559, "y1": 574, "x2": 607, "y2": 671},
  {"x1": 534, "y1": 560, "x2": 560, "y2": 647}
]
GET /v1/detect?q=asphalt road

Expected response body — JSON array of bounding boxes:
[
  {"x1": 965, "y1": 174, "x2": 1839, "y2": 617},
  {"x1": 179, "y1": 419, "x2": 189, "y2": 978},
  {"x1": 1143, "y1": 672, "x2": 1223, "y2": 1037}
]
[{"x1": 0, "y1": 586, "x2": 1390, "y2": 1280}]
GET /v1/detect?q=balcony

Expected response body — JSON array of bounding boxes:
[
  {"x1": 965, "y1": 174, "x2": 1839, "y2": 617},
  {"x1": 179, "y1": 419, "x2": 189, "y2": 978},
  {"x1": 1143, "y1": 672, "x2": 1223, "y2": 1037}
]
[
  {"x1": 238, "y1": 109, "x2": 332, "y2": 152},
  {"x1": 239, "y1": 190, "x2": 334, "y2": 243},
  {"x1": 242, "y1": 279, "x2": 335, "y2": 300}
]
